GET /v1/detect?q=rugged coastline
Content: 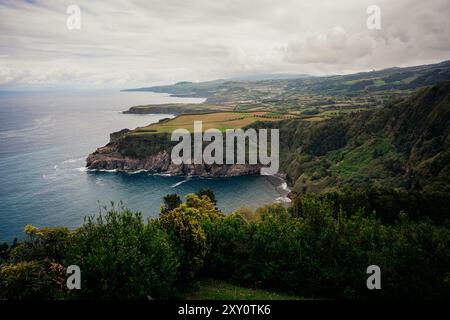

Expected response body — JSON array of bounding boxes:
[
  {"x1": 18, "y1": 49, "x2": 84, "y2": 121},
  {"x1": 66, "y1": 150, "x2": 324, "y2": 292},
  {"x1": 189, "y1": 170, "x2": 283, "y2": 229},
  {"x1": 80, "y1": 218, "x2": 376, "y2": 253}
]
[
  {"x1": 85, "y1": 126, "x2": 291, "y2": 200},
  {"x1": 86, "y1": 144, "x2": 263, "y2": 177},
  {"x1": 86, "y1": 141, "x2": 292, "y2": 203},
  {"x1": 87, "y1": 111, "x2": 281, "y2": 179}
]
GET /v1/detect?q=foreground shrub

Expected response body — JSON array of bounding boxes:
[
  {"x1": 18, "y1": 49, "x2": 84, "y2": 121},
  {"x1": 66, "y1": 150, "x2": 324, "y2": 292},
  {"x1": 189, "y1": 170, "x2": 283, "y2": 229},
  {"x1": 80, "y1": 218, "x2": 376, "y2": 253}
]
[
  {"x1": 202, "y1": 212, "x2": 253, "y2": 281},
  {"x1": 159, "y1": 194, "x2": 223, "y2": 280},
  {"x1": 8, "y1": 225, "x2": 71, "y2": 263},
  {"x1": 0, "y1": 260, "x2": 65, "y2": 300},
  {"x1": 296, "y1": 187, "x2": 450, "y2": 224},
  {"x1": 204, "y1": 197, "x2": 450, "y2": 299},
  {"x1": 67, "y1": 205, "x2": 179, "y2": 299},
  {"x1": 0, "y1": 225, "x2": 71, "y2": 300}
]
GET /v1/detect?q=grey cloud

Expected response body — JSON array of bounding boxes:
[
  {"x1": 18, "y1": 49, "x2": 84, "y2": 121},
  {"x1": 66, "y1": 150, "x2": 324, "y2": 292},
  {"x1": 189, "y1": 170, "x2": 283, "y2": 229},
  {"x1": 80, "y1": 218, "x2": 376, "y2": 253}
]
[
  {"x1": 0, "y1": 0, "x2": 449, "y2": 88},
  {"x1": 284, "y1": 0, "x2": 450, "y2": 74}
]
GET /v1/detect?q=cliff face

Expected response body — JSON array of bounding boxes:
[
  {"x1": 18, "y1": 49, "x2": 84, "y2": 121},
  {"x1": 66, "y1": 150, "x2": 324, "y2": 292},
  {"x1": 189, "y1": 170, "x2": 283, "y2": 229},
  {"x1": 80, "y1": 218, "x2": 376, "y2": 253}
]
[
  {"x1": 86, "y1": 144, "x2": 262, "y2": 177},
  {"x1": 276, "y1": 81, "x2": 450, "y2": 193}
]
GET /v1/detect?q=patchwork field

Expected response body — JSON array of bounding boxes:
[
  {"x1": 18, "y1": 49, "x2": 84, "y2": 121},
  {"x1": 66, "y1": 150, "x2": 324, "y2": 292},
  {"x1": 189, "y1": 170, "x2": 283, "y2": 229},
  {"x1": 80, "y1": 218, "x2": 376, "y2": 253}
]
[{"x1": 133, "y1": 111, "x2": 297, "y2": 134}]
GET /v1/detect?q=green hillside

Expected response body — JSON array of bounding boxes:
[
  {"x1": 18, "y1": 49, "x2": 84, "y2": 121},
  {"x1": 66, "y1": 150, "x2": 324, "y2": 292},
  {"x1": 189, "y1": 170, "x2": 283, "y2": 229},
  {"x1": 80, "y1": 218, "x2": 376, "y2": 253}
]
[
  {"x1": 274, "y1": 81, "x2": 450, "y2": 195},
  {"x1": 124, "y1": 60, "x2": 450, "y2": 115}
]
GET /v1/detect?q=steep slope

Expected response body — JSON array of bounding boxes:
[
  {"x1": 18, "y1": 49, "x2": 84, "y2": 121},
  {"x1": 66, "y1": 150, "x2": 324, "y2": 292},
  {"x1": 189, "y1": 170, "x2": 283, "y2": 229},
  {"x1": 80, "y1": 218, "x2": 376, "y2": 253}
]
[{"x1": 276, "y1": 81, "x2": 450, "y2": 193}]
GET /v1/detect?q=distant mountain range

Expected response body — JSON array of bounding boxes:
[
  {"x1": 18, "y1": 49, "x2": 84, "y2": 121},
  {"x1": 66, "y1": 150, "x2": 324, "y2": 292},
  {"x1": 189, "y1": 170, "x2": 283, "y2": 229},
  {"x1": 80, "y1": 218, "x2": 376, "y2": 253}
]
[
  {"x1": 124, "y1": 60, "x2": 450, "y2": 103},
  {"x1": 229, "y1": 73, "x2": 311, "y2": 81}
]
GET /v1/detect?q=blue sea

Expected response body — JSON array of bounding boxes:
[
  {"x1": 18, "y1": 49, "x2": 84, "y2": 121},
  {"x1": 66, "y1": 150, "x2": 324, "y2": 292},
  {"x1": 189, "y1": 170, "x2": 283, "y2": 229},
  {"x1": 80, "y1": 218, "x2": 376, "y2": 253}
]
[{"x1": 0, "y1": 90, "x2": 287, "y2": 242}]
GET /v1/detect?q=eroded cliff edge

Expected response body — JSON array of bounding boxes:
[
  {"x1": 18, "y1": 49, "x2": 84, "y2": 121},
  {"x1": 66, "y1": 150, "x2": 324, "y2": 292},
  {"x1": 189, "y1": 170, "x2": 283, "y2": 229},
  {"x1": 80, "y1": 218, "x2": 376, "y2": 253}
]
[{"x1": 86, "y1": 130, "x2": 262, "y2": 177}]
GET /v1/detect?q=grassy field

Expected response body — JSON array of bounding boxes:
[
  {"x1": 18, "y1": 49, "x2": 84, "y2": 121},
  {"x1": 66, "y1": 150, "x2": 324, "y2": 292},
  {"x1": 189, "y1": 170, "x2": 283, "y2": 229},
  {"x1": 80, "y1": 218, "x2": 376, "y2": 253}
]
[
  {"x1": 134, "y1": 111, "x2": 296, "y2": 133},
  {"x1": 184, "y1": 279, "x2": 303, "y2": 300}
]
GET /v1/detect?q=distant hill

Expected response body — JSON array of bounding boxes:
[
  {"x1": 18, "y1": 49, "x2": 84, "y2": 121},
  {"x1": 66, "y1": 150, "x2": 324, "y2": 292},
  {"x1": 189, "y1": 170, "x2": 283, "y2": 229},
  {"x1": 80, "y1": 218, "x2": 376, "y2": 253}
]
[
  {"x1": 229, "y1": 73, "x2": 311, "y2": 81},
  {"x1": 123, "y1": 60, "x2": 450, "y2": 104}
]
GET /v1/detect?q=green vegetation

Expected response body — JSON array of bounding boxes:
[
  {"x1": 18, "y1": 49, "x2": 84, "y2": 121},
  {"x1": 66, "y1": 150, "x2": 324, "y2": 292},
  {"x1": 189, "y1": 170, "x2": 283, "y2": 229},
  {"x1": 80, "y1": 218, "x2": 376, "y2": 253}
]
[
  {"x1": 162, "y1": 193, "x2": 182, "y2": 214},
  {"x1": 197, "y1": 188, "x2": 217, "y2": 206},
  {"x1": 1, "y1": 190, "x2": 448, "y2": 300},
  {"x1": 133, "y1": 111, "x2": 295, "y2": 134},
  {"x1": 184, "y1": 279, "x2": 302, "y2": 300},
  {"x1": 67, "y1": 206, "x2": 178, "y2": 300},
  {"x1": 274, "y1": 82, "x2": 450, "y2": 195}
]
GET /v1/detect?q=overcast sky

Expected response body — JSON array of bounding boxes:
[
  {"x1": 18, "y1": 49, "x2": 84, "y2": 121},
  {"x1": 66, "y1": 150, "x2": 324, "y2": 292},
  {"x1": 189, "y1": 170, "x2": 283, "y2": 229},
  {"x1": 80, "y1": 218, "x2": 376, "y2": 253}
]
[{"x1": 0, "y1": 0, "x2": 449, "y2": 89}]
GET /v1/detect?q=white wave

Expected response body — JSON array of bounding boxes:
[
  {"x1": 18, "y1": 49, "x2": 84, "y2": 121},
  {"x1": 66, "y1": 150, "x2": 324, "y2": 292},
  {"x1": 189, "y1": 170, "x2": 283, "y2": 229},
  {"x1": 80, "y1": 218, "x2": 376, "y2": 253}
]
[
  {"x1": 278, "y1": 182, "x2": 291, "y2": 195},
  {"x1": 62, "y1": 157, "x2": 84, "y2": 164},
  {"x1": 274, "y1": 196, "x2": 292, "y2": 203},
  {"x1": 171, "y1": 178, "x2": 190, "y2": 188},
  {"x1": 81, "y1": 168, "x2": 118, "y2": 173},
  {"x1": 97, "y1": 169, "x2": 118, "y2": 173},
  {"x1": 127, "y1": 169, "x2": 146, "y2": 174},
  {"x1": 152, "y1": 172, "x2": 173, "y2": 177},
  {"x1": 279, "y1": 182, "x2": 289, "y2": 191}
]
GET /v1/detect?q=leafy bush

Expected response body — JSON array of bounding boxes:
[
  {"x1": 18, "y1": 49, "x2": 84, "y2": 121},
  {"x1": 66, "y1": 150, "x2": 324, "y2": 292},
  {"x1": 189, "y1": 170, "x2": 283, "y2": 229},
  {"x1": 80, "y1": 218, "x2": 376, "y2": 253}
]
[
  {"x1": 161, "y1": 193, "x2": 182, "y2": 214},
  {"x1": 9, "y1": 225, "x2": 71, "y2": 263},
  {"x1": 202, "y1": 212, "x2": 253, "y2": 281},
  {"x1": 297, "y1": 187, "x2": 450, "y2": 224},
  {"x1": 203, "y1": 196, "x2": 450, "y2": 299},
  {"x1": 0, "y1": 260, "x2": 65, "y2": 300},
  {"x1": 159, "y1": 194, "x2": 223, "y2": 280},
  {"x1": 197, "y1": 188, "x2": 217, "y2": 205},
  {"x1": 66, "y1": 205, "x2": 179, "y2": 299}
]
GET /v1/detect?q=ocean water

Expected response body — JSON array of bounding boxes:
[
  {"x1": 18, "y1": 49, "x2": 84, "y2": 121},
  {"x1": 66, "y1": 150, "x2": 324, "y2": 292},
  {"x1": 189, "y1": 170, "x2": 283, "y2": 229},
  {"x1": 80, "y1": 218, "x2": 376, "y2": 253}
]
[{"x1": 0, "y1": 90, "x2": 287, "y2": 242}]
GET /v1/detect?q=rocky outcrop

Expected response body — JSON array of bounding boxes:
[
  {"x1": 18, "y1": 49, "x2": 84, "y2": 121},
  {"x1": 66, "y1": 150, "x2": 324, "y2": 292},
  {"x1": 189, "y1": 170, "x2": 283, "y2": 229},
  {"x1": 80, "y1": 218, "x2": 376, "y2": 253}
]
[
  {"x1": 123, "y1": 104, "x2": 227, "y2": 115},
  {"x1": 86, "y1": 143, "x2": 262, "y2": 177}
]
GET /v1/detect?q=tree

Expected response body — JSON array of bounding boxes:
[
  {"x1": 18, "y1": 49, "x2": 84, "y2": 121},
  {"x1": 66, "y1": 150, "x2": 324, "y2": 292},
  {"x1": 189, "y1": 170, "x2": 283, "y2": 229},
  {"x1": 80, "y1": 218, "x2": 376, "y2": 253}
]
[
  {"x1": 159, "y1": 194, "x2": 223, "y2": 280},
  {"x1": 0, "y1": 241, "x2": 9, "y2": 262},
  {"x1": 197, "y1": 188, "x2": 217, "y2": 206},
  {"x1": 161, "y1": 193, "x2": 182, "y2": 214}
]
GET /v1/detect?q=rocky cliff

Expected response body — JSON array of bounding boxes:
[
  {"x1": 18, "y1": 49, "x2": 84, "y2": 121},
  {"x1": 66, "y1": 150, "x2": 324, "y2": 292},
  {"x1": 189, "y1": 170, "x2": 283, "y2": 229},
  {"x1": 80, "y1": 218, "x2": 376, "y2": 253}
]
[{"x1": 86, "y1": 142, "x2": 262, "y2": 177}]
